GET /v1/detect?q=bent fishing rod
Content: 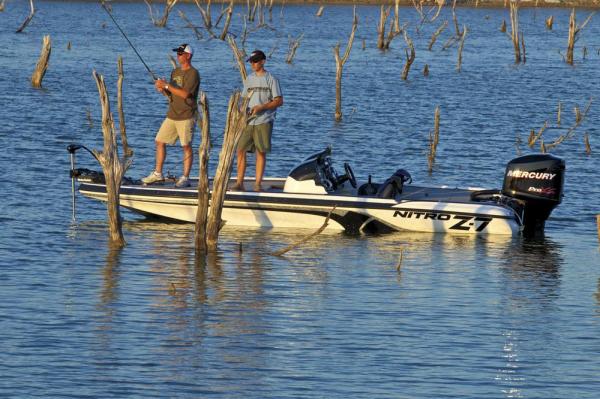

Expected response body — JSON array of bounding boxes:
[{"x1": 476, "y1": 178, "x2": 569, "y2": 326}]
[{"x1": 99, "y1": 0, "x2": 158, "y2": 81}]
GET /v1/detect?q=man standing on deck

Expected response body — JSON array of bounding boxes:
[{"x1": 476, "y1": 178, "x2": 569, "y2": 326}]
[
  {"x1": 233, "y1": 50, "x2": 283, "y2": 192},
  {"x1": 142, "y1": 43, "x2": 200, "y2": 188}
]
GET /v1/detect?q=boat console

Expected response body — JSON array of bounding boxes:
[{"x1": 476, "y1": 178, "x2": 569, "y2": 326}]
[
  {"x1": 283, "y1": 147, "x2": 412, "y2": 199},
  {"x1": 283, "y1": 147, "x2": 356, "y2": 194}
]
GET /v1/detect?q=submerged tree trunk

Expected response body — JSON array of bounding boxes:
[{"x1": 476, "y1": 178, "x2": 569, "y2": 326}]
[
  {"x1": 91, "y1": 70, "x2": 133, "y2": 247},
  {"x1": 206, "y1": 92, "x2": 251, "y2": 251},
  {"x1": 333, "y1": 7, "x2": 358, "y2": 122},
  {"x1": 509, "y1": 0, "x2": 522, "y2": 63},
  {"x1": 16, "y1": 0, "x2": 35, "y2": 33},
  {"x1": 31, "y1": 35, "x2": 51, "y2": 88},
  {"x1": 401, "y1": 31, "x2": 415, "y2": 80},
  {"x1": 566, "y1": 9, "x2": 576, "y2": 65},
  {"x1": 195, "y1": 92, "x2": 211, "y2": 253},
  {"x1": 219, "y1": 1, "x2": 234, "y2": 40},
  {"x1": 428, "y1": 106, "x2": 440, "y2": 174},
  {"x1": 227, "y1": 35, "x2": 247, "y2": 82},
  {"x1": 117, "y1": 57, "x2": 132, "y2": 157}
]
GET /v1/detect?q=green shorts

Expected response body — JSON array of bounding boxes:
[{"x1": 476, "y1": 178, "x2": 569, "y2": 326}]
[{"x1": 237, "y1": 122, "x2": 273, "y2": 153}]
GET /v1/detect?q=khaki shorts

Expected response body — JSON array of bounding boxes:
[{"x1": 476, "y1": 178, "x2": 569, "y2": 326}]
[
  {"x1": 156, "y1": 117, "x2": 195, "y2": 146},
  {"x1": 237, "y1": 122, "x2": 273, "y2": 153}
]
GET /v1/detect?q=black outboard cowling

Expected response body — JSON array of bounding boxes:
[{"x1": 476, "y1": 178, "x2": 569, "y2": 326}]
[{"x1": 502, "y1": 154, "x2": 565, "y2": 236}]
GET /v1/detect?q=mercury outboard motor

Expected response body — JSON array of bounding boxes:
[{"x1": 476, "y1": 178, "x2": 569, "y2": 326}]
[{"x1": 502, "y1": 154, "x2": 565, "y2": 236}]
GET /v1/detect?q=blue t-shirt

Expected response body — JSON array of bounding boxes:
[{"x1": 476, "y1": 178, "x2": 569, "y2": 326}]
[{"x1": 242, "y1": 71, "x2": 282, "y2": 125}]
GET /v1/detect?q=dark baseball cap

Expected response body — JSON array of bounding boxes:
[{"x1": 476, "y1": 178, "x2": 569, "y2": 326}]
[{"x1": 246, "y1": 50, "x2": 266, "y2": 63}]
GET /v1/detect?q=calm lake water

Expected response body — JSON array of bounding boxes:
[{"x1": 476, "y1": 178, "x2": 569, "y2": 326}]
[{"x1": 1, "y1": 1, "x2": 600, "y2": 397}]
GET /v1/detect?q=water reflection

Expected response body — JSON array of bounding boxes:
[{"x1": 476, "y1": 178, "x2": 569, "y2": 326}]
[
  {"x1": 500, "y1": 236, "x2": 563, "y2": 296},
  {"x1": 494, "y1": 236, "x2": 564, "y2": 397},
  {"x1": 99, "y1": 248, "x2": 121, "y2": 310},
  {"x1": 595, "y1": 278, "x2": 600, "y2": 312},
  {"x1": 93, "y1": 247, "x2": 122, "y2": 357}
]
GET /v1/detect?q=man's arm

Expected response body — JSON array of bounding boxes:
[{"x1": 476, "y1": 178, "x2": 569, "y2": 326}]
[
  {"x1": 155, "y1": 79, "x2": 192, "y2": 99},
  {"x1": 250, "y1": 96, "x2": 283, "y2": 115}
]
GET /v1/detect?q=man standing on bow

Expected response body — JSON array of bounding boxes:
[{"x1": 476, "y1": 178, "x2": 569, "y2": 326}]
[
  {"x1": 142, "y1": 43, "x2": 200, "y2": 188},
  {"x1": 234, "y1": 50, "x2": 283, "y2": 192}
]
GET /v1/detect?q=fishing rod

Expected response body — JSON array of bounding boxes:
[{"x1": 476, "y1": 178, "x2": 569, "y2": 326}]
[{"x1": 99, "y1": 1, "x2": 158, "y2": 81}]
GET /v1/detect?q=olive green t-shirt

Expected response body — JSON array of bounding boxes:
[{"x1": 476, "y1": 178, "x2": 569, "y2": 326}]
[{"x1": 166, "y1": 66, "x2": 200, "y2": 120}]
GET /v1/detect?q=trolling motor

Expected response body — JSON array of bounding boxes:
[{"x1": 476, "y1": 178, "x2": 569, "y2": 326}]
[{"x1": 67, "y1": 144, "x2": 100, "y2": 220}]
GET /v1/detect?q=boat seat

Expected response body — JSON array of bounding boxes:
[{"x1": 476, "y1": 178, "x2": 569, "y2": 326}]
[
  {"x1": 376, "y1": 169, "x2": 412, "y2": 199},
  {"x1": 358, "y1": 181, "x2": 379, "y2": 196}
]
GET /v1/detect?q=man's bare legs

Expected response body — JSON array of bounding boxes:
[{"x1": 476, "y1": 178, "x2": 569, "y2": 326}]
[
  {"x1": 182, "y1": 144, "x2": 193, "y2": 177},
  {"x1": 155, "y1": 141, "x2": 166, "y2": 175},
  {"x1": 255, "y1": 151, "x2": 266, "y2": 191},
  {"x1": 235, "y1": 149, "x2": 247, "y2": 190},
  {"x1": 154, "y1": 141, "x2": 193, "y2": 178},
  {"x1": 235, "y1": 149, "x2": 266, "y2": 191}
]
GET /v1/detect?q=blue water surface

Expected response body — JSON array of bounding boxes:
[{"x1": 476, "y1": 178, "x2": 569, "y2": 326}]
[{"x1": 1, "y1": 1, "x2": 599, "y2": 398}]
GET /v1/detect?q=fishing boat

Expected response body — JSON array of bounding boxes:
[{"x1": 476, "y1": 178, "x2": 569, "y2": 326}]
[{"x1": 68, "y1": 145, "x2": 565, "y2": 236}]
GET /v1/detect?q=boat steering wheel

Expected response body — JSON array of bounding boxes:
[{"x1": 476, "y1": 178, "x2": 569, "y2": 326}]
[{"x1": 336, "y1": 162, "x2": 357, "y2": 188}]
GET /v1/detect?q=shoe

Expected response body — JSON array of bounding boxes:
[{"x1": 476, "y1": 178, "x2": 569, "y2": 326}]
[
  {"x1": 142, "y1": 171, "x2": 164, "y2": 184},
  {"x1": 253, "y1": 185, "x2": 263, "y2": 192},
  {"x1": 175, "y1": 175, "x2": 190, "y2": 188}
]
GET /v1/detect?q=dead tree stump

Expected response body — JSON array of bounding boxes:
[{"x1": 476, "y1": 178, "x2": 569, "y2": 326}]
[
  {"x1": 219, "y1": 1, "x2": 234, "y2": 41},
  {"x1": 377, "y1": 5, "x2": 391, "y2": 49},
  {"x1": 457, "y1": 25, "x2": 467, "y2": 72},
  {"x1": 179, "y1": 10, "x2": 204, "y2": 40},
  {"x1": 584, "y1": 133, "x2": 592, "y2": 155},
  {"x1": 286, "y1": 33, "x2": 304, "y2": 64},
  {"x1": 206, "y1": 92, "x2": 251, "y2": 251},
  {"x1": 145, "y1": 0, "x2": 178, "y2": 27},
  {"x1": 92, "y1": 70, "x2": 133, "y2": 247},
  {"x1": 429, "y1": 21, "x2": 448, "y2": 51},
  {"x1": 117, "y1": 57, "x2": 132, "y2": 157},
  {"x1": 16, "y1": 0, "x2": 35, "y2": 33},
  {"x1": 401, "y1": 31, "x2": 415, "y2": 81},
  {"x1": 333, "y1": 7, "x2": 358, "y2": 122},
  {"x1": 316, "y1": 5, "x2": 324, "y2": 17},
  {"x1": 31, "y1": 35, "x2": 51, "y2": 88},
  {"x1": 566, "y1": 9, "x2": 576, "y2": 64},
  {"x1": 428, "y1": 106, "x2": 440, "y2": 174},
  {"x1": 227, "y1": 35, "x2": 248, "y2": 82},
  {"x1": 509, "y1": 0, "x2": 522, "y2": 63},
  {"x1": 195, "y1": 92, "x2": 211, "y2": 253}
]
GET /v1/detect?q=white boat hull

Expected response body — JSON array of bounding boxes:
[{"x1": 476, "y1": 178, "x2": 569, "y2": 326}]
[{"x1": 79, "y1": 181, "x2": 521, "y2": 235}]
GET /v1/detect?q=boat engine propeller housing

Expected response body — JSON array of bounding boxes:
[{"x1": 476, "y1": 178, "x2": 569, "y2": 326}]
[{"x1": 501, "y1": 154, "x2": 565, "y2": 236}]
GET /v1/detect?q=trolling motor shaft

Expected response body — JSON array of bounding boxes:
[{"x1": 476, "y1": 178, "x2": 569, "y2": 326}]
[{"x1": 67, "y1": 144, "x2": 98, "y2": 220}]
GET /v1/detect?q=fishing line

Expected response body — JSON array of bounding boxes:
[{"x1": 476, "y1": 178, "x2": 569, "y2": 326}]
[{"x1": 99, "y1": 0, "x2": 158, "y2": 81}]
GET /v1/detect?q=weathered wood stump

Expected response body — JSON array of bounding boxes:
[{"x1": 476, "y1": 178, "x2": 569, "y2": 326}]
[
  {"x1": 333, "y1": 7, "x2": 357, "y2": 122},
  {"x1": 206, "y1": 91, "x2": 251, "y2": 251},
  {"x1": 227, "y1": 35, "x2": 248, "y2": 82},
  {"x1": 92, "y1": 70, "x2": 133, "y2": 247},
  {"x1": 16, "y1": 0, "x2": 35, "y2": 33},
  {"x1": 31, "y1": 35, "x2": 51, "y2": 88},
  {"x1": 117, "y1": 57, "x2": 132, "y2": 158},
  {"x1": 195, "y1": 92, "x2": 211, "y2": 253}
]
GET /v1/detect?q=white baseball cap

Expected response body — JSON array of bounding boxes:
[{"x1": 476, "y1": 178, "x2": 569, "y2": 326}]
[{"x1": 173, "y1": 43, "x2": 193, "y2": 55}]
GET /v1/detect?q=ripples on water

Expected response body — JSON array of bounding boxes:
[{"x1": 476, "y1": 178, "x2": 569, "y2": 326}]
[{"x1": 1, "y1": 1, "x2": 600, "y2": 397}]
